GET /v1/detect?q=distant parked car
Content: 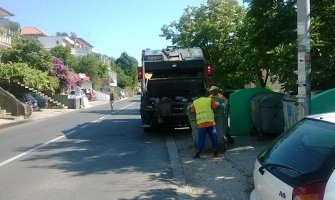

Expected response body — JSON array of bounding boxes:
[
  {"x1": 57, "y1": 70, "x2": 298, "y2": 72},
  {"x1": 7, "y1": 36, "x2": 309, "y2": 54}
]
[
  {"x1": 15, "y1": 93, "x2": 40, "y2": 111},
  {"x1": 136, "y1": 88, "x2": 141, "y2": 95},
  {"x1": 250, "y1": 112, "x2": 335, "y2": 200},
  {"x1": 81, "y1": 89, "x2": 96, "y2": 101},
  {"x1": 30, "y1": 93, "x2": 48, "y2": 109},
  {"x1": 118, "y1": 90, "x2": 126, "y2": 98},
  {"x1": 87, "y1": 90, "x2": 96, "y2": 101}
]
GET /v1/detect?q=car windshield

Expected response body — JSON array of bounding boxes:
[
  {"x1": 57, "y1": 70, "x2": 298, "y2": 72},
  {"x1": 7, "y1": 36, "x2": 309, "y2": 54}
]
[
  {"x1": 259, "y1": 118, "x2": 335, "y2": 179},
  {"x1": 31, "y1": 94, "x2": 43, "y2": 100},
  {"x1": 24, "y1": 94, "x2": 36, "y2": 101}
]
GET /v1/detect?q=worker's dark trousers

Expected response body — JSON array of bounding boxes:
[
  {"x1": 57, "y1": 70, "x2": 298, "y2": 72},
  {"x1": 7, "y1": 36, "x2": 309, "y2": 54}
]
[{"x1": 197, "y1": 126, "x2": 219, "y2": 151}]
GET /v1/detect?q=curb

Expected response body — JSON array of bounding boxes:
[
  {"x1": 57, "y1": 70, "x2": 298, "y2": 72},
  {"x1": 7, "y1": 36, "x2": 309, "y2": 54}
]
[
  {"x1": 166, "y1": 135, "x2": 193, "y2": 200},
  {"x1": 0, "y1": 119, "x2": 32, "y2": 129},
  {"x1": 0, "y1": 101, "x2": 109, "y2": 130}
]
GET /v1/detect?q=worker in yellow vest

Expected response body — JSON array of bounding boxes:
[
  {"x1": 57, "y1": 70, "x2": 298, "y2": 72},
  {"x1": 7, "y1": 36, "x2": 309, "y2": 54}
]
[{"x1": 191, "y1": 94, "x2": 219, "y2": 158}]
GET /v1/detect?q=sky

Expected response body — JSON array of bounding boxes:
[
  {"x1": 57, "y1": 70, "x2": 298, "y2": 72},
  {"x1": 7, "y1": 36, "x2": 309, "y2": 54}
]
[{"x1": 1, "y1": 0, "x2": 243, "y2": 64}]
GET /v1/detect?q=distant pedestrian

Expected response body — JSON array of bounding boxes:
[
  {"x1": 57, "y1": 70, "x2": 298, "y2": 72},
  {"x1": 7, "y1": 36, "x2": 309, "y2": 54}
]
[
  {"x1": 110, "y1": 92, "x2": 114, "y2": 111},
  {"x1": 191, "y1": 93, "x2": 219, "y2": 158}
]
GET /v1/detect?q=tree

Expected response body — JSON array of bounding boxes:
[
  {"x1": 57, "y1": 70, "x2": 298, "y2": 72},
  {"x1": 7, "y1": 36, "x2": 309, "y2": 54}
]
[
  {"x1": 243, "y1": 0, "x2": 335, "y2": 91},
  {"x1": 56, "y1": 32, "x2": 77, "y2": 39},
  {"x1": 232, "y1": 0, "x2": 297, "y2": 90},
  {"x1": 50, "y1": 46, "x2": 78, "y2": 70},
  {"x1": 75, "y1": 54, "x2": 108, "y2": 90},
  {"x1": 50, "y1": 57, "x2": 77, "y2": 93},
  {"x1": 115, "y1": 52, "x2": 138, "y2": 88},
  {"x1": 110, "y1": 57, "x2": 128, "y2": 88},
  {"x1": 161, "y1": 0, "x2": 335, "y2": 91},
  {"x1": 309, "y1": 1, "x2": 335, "y2": 90},
  {"x1": 0, "y1": 62, "x2": 59, "y2": 94},
  {"x1": 161, "y1": 0, "x2": 246, "y2": 89},
  {"x1": 0, "y1": 36, "x2": 52, "y2": 71},
  {"x1": 55, "y1": 32, "x2": 68, "y2": 36}
]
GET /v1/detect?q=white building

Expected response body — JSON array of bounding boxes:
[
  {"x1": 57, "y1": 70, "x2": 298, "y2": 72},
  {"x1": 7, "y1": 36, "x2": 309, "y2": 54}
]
[
  {"x1": 36, "y1": 36, "x2": 74, "y2": 50},
  {"x1": 0, "y1": 7, "x2": 14, "y2": 49},
  {"x1": 21, "y1": 27, "x2": 118, "y2": 89}
]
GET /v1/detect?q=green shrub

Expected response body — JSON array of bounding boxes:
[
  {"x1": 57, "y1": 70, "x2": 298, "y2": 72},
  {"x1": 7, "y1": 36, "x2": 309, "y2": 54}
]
[{"x1": 0, "y1": 62, "x2": 59, "y2": 94}]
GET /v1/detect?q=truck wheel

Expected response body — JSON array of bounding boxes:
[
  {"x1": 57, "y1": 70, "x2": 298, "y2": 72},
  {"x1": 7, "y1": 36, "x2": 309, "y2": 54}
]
[
  {"x1": 142, "y1": 123, "x2": 156, "y2": 132},
  {"x1": 143, "y1": 127, "x2": 153, "y2": 132}
]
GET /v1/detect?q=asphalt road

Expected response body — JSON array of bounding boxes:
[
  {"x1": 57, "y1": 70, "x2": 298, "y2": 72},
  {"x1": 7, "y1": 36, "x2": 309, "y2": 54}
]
[
  {"x1": 0, "y1": 96, "x2": 276, "y2": 200},
  {"x1": 0, "y1": 97, "x2": 181, "y2": 200}
]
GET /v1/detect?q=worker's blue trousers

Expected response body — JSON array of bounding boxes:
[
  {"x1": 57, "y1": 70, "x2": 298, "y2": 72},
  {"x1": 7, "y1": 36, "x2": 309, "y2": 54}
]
[{"x1": 197, "y1": 126, "x2": 219, "y2": 151}]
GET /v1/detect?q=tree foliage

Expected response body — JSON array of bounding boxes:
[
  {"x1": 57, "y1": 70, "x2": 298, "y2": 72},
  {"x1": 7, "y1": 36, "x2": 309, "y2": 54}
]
[
  {"x1": 115, "y1": 52, "x2": 138, "y2": 88},
  {"x1": 0, "y1": 36, "x2": 52, "y2": 72},
  {"x1": 50, "y1": 46, "x2": 78, "y2": 70},
  {"x1": 161, "y1": 0, "x2": 335, "y2": 92},
  {"x1": 74, "y1": 54, "x2": 108, "y2": 90},
  {"x1": 0, "y1": 62, "x2": 59, "y2": 94},
  {"x1": 310, "y1": 0, "x2": 335, "y2": 90},
  {"x1": 239, "y1": 0, "x2": 297, "y2": 90},
  {"x1": 50, "y1": 57, "x2": 77, "y2": 93},
  {"x1": 161, "y1": 0, "x2": 246, "y2": 89}
]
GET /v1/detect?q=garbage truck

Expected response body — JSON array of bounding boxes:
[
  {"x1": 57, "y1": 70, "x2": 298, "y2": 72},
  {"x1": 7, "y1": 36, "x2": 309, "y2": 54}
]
[{"x1": 139, "y1": 46, "x2": 211, "y2": 131}]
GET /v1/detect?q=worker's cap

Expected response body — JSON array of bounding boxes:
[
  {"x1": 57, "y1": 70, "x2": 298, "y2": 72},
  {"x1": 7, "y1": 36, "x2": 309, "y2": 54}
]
[{"x1": 208, "y1": 86, "x2": 221, "y2": 92}]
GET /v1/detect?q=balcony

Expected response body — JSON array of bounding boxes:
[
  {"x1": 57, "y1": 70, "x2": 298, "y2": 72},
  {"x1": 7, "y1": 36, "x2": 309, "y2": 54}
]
[
  {"x1": 71, "y1": 48, "x2": 92, "y2": 57},
  {"x1": 0, "y1": 33, "x2": 11, "y2": 48}
]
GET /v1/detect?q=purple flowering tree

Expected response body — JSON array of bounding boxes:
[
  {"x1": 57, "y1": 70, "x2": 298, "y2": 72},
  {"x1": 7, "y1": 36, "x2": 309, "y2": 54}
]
[{"x1": 51, "y1": 57, "x2": 78, "y2": 93}]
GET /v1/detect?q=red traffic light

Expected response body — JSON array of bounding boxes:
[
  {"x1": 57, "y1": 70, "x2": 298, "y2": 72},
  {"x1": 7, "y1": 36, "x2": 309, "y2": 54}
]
[
  {"x1": 207, "y1": 65, "x2": 212, "y2": 76},
  {"x1": 138, "y1": 67, "x2": 143, "y2": 79}
]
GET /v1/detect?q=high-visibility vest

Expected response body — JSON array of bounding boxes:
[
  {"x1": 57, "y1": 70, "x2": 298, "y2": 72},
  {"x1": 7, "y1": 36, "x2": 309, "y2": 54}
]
[{"x1": 193, "y1": 97, "x2": 214, "y2": 125}]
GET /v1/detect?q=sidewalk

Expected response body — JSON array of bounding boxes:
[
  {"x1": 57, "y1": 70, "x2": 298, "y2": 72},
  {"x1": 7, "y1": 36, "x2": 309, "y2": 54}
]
[{"x1": 0, "y1": 100, "x2": 109, "y2": 129}]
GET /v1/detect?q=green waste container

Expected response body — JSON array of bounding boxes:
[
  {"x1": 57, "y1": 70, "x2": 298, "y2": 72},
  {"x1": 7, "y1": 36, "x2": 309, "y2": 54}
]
[
  {"x1": 311, "y1": 88, "x2": 335, "y2": 114},
  {"x1": 230, "y1": 88, "x2": 272, "y2": 136}
]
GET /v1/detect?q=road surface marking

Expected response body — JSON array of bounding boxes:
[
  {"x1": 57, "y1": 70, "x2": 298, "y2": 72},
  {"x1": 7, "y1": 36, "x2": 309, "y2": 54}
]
[
  {"x1": 0, "y1": 102, "x2": 137, "y2": 168},
  {"x1": 81, "y1": 124, "x2": 89, "y2": 129},
  {"x1": 0, "y1": 130, "x2": 76, "y2": 168},
  {"x1": 120, "y1": 102, "x2": 136, "y2": 110},
  {"x1": 0, "y1": 135, "x2": 64, "y2": 167}
]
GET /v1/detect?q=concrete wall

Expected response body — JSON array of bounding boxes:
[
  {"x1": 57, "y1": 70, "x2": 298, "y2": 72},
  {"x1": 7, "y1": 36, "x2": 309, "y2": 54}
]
[
  {"x1": 52, "y1": 94, "x2": 81, "y2": 109},
  {"x1": 0, "y1": 87, "x2": 31, "y2": 117},
  {"x1": 94, "y1": 90, "x2": 109, "y2": 101}
]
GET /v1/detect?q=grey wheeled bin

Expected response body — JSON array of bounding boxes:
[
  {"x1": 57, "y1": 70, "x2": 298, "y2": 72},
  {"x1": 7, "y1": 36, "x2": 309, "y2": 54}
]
[
  {"x1": 250, "y1": 92, "x2": 284, "y2": 139},
  {"x1": 212, "y1": 97, "x2": 229, "y2": 151}
]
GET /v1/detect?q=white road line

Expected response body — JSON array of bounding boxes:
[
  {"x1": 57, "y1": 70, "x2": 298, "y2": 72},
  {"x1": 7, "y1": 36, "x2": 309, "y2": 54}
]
[
  {"x1": 0, "y1": 102, "x2": 137, "y2": 168},
  {"x1": 120, "y1": 102, "x2": 136, "y2": 110},
  {"x1": 81, "y1": 124, "x2": 89, "y2": 129},
  {"x1": 0, "y1": 130, "x2": 76, "y2": 168},
  {"x1": 0, "y1": 135, "x2": 65, "y2": 167}
]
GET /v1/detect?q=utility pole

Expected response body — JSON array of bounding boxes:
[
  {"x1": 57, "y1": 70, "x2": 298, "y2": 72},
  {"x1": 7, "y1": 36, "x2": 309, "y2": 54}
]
[{"x1": 297, "y1": 0, "x2": 311, "y2": 115}]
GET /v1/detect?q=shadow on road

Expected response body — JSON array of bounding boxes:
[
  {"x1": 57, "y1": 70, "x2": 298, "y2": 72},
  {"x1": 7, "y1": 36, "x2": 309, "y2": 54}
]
[{"x1": 17, "y1": 114, "x2": 192, "y2": 199}]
